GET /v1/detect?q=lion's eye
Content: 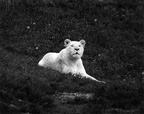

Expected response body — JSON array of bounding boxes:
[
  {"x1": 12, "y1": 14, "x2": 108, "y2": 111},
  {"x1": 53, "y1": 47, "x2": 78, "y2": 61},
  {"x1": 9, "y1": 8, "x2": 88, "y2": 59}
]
[
  {"x1": 79, "y1": 45, "x2": 81, "y2": 47},
  {"x1": 71, "y1": 45, "x2": 74, "y2": 47}
]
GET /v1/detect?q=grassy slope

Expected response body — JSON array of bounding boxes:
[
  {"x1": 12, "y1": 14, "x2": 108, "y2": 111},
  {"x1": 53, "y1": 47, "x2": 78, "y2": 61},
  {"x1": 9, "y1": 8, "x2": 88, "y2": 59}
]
[
  {"x1": 0, "y1": 0, "x2": 144, "y2": 113},
  {"x1": 0, "y1": 44, "x2": 106, "y2": 113}
]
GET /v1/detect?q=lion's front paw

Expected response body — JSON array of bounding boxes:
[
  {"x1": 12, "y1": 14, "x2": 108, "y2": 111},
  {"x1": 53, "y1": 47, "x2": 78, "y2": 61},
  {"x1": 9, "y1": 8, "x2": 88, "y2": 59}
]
[
  {"x1": 94, "y1": 79, "x2": 105, "y2": 83},
  {"x1": 100, "y1": 81, "x2": 105, "y2": 83}
]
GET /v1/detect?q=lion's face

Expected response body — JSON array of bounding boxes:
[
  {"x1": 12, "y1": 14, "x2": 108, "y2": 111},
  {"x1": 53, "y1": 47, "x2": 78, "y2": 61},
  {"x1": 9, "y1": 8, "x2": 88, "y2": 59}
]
[{"x1": 64, "y1": 39, "x2": 86, "y2": 60}]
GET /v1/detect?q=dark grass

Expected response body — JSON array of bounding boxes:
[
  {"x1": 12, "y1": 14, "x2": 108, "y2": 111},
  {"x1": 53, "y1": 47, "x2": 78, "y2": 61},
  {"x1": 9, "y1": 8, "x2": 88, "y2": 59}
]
[{"x1": 0, "y1": 0, "x2": 144, "y2": 113}]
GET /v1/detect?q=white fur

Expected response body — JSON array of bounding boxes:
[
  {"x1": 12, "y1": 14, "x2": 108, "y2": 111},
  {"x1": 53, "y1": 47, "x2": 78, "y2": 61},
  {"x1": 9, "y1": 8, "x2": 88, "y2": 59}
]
[{"x1": 38, "y1": 39, "x2": 105, "y2": 83}]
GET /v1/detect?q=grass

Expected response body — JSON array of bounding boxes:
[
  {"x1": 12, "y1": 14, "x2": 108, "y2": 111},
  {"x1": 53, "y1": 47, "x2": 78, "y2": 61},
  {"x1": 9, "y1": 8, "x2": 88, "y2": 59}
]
[{"x1": 0, "y1": 0, "x2": 144, "y2": 113}]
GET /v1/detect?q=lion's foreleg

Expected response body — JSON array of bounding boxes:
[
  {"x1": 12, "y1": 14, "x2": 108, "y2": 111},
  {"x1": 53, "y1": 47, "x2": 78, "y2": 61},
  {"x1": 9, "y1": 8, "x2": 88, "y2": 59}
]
[{"x1": 84, "y1": 74, "x2": 105, "y2": 83}]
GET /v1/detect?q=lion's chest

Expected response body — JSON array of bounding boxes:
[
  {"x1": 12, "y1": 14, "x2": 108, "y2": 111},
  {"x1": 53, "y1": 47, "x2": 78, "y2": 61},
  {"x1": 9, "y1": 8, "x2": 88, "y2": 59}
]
[{"x1": 62, "y1": 62, "x2": 80, "y2": 75}]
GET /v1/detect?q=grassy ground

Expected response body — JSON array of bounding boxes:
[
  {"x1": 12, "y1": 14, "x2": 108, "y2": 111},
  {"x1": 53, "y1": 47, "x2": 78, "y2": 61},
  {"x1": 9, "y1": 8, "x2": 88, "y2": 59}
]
[{"x1": 0, "y1": 0, "x2": 144, "y2": 113}]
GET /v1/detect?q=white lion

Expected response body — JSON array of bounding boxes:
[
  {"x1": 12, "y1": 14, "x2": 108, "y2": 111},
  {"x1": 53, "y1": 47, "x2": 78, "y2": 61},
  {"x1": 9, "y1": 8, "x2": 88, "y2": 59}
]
[{"x1": 38, "y1": 39, "x2": 105, "y2": 83}]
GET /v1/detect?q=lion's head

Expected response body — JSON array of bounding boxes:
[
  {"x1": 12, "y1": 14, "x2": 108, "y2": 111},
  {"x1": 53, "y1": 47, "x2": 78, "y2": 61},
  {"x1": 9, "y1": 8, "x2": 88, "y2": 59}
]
[{"x1": 64, "y1": 39, "x2": 86, "y2": 60}]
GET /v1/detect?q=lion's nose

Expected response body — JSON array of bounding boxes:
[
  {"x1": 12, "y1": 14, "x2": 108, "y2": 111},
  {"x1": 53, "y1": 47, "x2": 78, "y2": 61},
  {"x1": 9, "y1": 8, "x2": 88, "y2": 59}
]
[{"x1": 75, "y1": 48, "x2": 79, "y2": 51}]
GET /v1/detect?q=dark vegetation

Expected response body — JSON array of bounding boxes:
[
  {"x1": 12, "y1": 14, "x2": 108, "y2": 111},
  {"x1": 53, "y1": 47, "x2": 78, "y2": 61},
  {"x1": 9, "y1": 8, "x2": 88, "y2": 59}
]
[{"x1": 0, "y1": 0, "x2": 144, "y2": 113}]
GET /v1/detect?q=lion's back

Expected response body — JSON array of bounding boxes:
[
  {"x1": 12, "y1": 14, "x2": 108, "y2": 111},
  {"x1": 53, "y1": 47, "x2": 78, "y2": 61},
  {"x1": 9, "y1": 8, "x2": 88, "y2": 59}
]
[{"x1": 38, "y1": 52, "x2": 59, "y2": 68}]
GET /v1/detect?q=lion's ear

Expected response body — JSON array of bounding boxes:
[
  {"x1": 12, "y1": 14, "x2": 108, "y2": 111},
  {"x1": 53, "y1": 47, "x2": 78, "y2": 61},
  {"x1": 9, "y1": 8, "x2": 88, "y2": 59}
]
[
  {"x1": 64, "y1": 39, "x2": 71, "y2": 47},
  {"x1": 80, "y1": 40, "x2": 86, "y2": 47}
]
